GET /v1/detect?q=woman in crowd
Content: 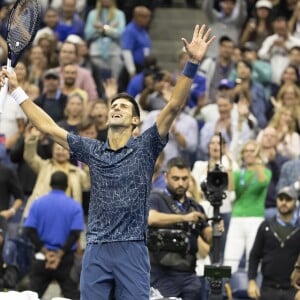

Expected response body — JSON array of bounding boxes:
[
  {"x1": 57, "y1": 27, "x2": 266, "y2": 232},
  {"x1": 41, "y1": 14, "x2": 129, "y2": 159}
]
[
  {"x1": 192, "y1": 134, "x2": 238, "y2": 262},
  {"x1": 223, "y1": 140, "x2": 271, "y2": 274},
  {"x1": 58, "y1": 93, "x2": 85, "y2": 135},
  {"x1": 239, "y1": 0, "x2": 273, "y2": 49},
  {"x1": 84, "y1": 0, "x2": 126, "y2": 79},
  {"x1": 258, "y1": 107, "x2": 300, "y2": 159}
]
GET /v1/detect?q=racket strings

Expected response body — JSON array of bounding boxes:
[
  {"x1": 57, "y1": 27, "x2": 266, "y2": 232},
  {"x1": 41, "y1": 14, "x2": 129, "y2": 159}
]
[{"x1": 7, "y1": 1, "x2": 41, "y2": 53}]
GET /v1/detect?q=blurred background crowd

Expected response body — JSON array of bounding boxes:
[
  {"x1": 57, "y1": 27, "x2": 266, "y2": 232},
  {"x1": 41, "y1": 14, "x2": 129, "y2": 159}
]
[{"x1": 0, "y1": 0, "x2": 300, "y2": 299}]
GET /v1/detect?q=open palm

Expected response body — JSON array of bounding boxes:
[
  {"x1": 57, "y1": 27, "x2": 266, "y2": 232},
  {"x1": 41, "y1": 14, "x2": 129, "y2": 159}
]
[{"x1": 182, "y1": 24, "x2": 215, "y2": 63}]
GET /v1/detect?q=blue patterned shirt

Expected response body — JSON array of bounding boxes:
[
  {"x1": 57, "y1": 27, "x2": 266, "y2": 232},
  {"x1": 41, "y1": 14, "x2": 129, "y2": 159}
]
[{"x1": 67, "y1": 124, "x2": 167, "y2": 243}]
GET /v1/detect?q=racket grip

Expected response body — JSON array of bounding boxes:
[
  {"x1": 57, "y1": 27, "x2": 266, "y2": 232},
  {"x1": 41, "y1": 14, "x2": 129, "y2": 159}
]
[{"x1": 0, "y1": 59, "x2": 12, "y2": 114}]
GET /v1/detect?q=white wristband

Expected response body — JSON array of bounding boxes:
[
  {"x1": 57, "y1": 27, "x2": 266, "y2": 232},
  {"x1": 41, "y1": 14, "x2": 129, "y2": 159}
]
[{"x1": 11, "y1": 87, "x2": 28, "y2": 105}]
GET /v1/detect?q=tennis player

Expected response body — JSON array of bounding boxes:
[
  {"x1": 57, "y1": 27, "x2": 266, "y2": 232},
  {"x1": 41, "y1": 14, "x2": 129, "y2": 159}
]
[{"x1": 1, "y1": 24, "x2": 215, "y2": 300}]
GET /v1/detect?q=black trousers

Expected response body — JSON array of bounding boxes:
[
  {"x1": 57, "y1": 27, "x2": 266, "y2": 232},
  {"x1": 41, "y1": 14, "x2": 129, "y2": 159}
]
[
  {"x1": 260, "y1": 285, "x2": 296, "y2": 300},
  {"x1": 29, "y1": 252, "x2": 80, "y2": 300}
]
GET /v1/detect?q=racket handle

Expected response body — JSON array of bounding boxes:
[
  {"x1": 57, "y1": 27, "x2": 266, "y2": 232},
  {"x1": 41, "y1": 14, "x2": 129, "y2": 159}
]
[{"x1": 0, "y1": 59, "x2": 12, "y2": 114}]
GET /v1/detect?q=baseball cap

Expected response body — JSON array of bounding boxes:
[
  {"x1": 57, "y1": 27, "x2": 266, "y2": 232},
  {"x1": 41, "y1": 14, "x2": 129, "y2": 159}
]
[
  {"x1": 255, "y1": 0, "x2": 272, "y2": 9},
  {"x1": 43, "y1": 69, "x2": 59, "y2": 80},
  {"x1": 66, "y1": 34, "x2": 84, "y2": 45},
  {"x1": 277, "y1": 186, "x2": 297, "y2": 200},
  {"x1": 218, "y1": 78, "x2": 235, "y2": 90}
]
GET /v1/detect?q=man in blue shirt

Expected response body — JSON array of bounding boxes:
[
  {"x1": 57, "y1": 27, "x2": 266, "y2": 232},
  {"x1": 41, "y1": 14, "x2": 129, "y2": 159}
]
[
  {"x1": 1, "y1": 24, "x2": 215, "y2": 300},
  {"x1": 24, "y1": 171, "x2": 84, "y2": 300}
]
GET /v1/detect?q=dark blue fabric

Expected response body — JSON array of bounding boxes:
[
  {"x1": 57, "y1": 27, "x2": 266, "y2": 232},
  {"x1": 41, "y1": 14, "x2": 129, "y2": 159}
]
[
  {"x1": 121, "y1": 21, "x2": 151, "y2": 65},
  {"x1": 80, "y1": 241, "x2": 150, "y2": 300},
  {"x1": 67, "y1": 124, "x2": 167, "y2": 244}
]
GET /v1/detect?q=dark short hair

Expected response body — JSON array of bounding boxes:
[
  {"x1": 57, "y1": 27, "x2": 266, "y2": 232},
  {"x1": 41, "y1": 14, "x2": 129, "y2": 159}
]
[
  {"x1": 165, "y1": 157, "x2": 190, "y2": 173},
  {"x1": 110, "y1": 93, "x2": 140, "y2": 118},
  {"x1": 50, "y1": 171, "x2": 68, "y2": 191},
  {"x1": 219, "y1": 36, "x2": 233, "y2": 45},
  {"x1": 237, "y1": 59, "x2": 252, "y2": 71}
]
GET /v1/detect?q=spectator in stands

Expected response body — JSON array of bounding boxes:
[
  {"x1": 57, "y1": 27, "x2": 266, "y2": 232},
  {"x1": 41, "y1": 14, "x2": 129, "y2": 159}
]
[
  {"x1": 58, "y1": 93, "x2": 85, "y2": 135},
  {"x1": 139, "y1": 70, "x2": 173, "y2": 112},
  {"x1": 51, "y1": 0, "x2": 87, "y2": 17},
  {"x1": 126, "y1": 54, "x2": 160, "y2": 98},
  {"x1": 57, "y1": 0, "x2": 85, "y2": 39},
  {"x1": 61, "y1": 63, "x2": 88, "y2": 107},
  {"x1": 26, "y1": 45, "x2": 48, "y2": 89},
  {"x1": 270, "y1": 64, "x2": 300, "y2": 100},
  {"x1": 10, "y1": 122, "x2": 53, "y2": 201},
  {"x1": 199, "y1": 36, "x2": 235, "y2": 102},
  {"x1": 118, "y1": 6, "x2": 152, "y2": 91},
  {"x1": 277, "y1": 156, "x2": 300, "y2": 193},
  {"x1": 85, "y1": 0, "x2": 126, "y2": 80},
  {"x1": 35, "y1": 33, "x2": 59, "y2": 69},
  {"x1": 35, "y1": 69, "x2": 68, "y2": 123},
  {"x1": 22, "y1": 126, "x2": 90, "y2": 218},
  {"x1": 224, "y1": 140, "x2": 271, "y2": 274},
  {"x1": 89, "y1": 100, "x2": 109, "y2": 141},
  {"x1": 198, "y1": 93, "x2": 254, "y2": 161},
  {"x1": 151, "y1": 151, "x2": 166, "y2": 190},
  {"x1": 256, "y1": 127, "x2": 289, "y2": 219},
  {"x1": 141, "y1": 102, "x2": 198, "y2": 168},
  {"x1": 192, "y1": 134, "x2": 238, "y2": 262},
  {"x1": 231, "y1": 59, "x2": 268, "y2": 128},
  {"x1": 0, "y1": 162, "x2": 24, "y2": 291},
  {"x1": 202, "y1": 0, "x2": 247, "y2": 58},
  {"x1": 258, "y1": 15, "x2": 300, "y2": 85},
  {"x1": 55, "y1": 41, "x2": 99, "y2": 101},
  {"x1": 14, "y1": 61, "x2": 40, "y2": 102},
  {"x1": 288, "y1": 46, "x2": 300, "y2": 76},
  {"x1": 267, "y1": 107, "x2": 300, "y2": 159},
  {"x1": 23, "y1": 171, "x2": 84, "y2": 300},
  {"x1": 229, "y1": 42, "x2": 272, "y2": 99},
  {"x1": 270, "y1": 82, "x2": 300, "y2": 132},
  {"x1": 239, "y1": 0, "x2": 273, "y2": 50},
  {"x1": 247, "y1": 186, "x2": 299, "y2": 300},
  {"x1": 271, "y1": 0, "x2": 298, "y2": 21}
]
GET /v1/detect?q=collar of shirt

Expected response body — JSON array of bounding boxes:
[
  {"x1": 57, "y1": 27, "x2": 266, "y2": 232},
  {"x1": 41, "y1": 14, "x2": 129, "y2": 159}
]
[
  {"x1": 276, "y1": 211, "x2": 299, "y2": 227},
  {"x1": 103, "y1": 136, "x2": 135, "y2": 151}
]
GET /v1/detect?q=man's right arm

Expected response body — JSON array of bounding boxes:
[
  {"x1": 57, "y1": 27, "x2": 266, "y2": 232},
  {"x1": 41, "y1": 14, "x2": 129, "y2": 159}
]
[{"x1": 1, "y1": 68, "x2": 69, "y2": 149}]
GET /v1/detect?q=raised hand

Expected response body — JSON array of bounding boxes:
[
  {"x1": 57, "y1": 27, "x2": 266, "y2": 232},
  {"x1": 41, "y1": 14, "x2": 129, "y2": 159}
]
[{"x1": 181, "y1": 24, "x2": 215, "y2": 64}]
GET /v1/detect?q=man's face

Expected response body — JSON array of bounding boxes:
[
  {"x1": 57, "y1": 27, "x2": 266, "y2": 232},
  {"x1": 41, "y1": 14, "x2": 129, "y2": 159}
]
[
  {"x1": 277, "y1": 195, "x2": 296, "y2": 216},
  {"x1": 59, "y1": 43, "x2": 77, "y2": 66},
  {"x1": 219, "y1": 41, "x2": 234, "y2": 59},
  {"x1": 108, "y1": 99, "x2": 137, "y2": 129},
  {"x1": 217, "y1": 97, "x2": 232, "y2": 118},
  {"x1": 261, "y1": 127, "x2": 277, "y2": 149},
  {"x1": 63, "y1": 0, "x2": 76, "y2": 18},
  {"x1": 165, "y1": 167, "x2": 190, "y2": 198},
  {"x1": 273, "y1": 19, "x2": 288, "y2": 37},
  {"x1": 43, "y1": 76, "x2": 60, "y2": 93},
  {"x1": 63, "y1": 64, "x2": 77, "y2": 87},
  {"x1": 44, "y1": 9, "x2": 59, "y2": 28},
  {"x1": 220, "y1": 0, "x2": 235, "y2": 16},
  {"x1": 289, "y1": 49, "x2": 300, "y2": 66}
]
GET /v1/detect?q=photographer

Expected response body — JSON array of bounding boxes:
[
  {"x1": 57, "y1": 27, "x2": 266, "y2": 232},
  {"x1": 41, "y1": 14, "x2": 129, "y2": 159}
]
[{"x1": 148, "y1": 157, "x2": 213, "y2": 300}]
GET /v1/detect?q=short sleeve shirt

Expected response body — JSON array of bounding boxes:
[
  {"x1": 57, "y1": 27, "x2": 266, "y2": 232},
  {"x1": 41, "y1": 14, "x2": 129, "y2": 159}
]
[{"x1": 67, "y1": 124, "x2": 167, "y2": 243}]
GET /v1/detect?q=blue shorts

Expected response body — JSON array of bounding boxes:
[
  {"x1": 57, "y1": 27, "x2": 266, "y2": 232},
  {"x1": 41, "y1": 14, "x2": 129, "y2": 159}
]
[{"x1": 80, "y1": 241, "x2": 150, "y2": 300}]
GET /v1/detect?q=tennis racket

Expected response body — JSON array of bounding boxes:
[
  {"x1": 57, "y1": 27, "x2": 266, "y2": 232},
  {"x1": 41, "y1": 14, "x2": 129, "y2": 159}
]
[{"x1": 0, "y1": 0, "x2": 41, "y2": 113}]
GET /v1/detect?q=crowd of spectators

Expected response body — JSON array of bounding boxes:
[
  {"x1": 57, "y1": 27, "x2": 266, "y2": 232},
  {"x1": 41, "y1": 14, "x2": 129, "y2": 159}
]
[{"x1": 0, "y1": 0, "x2": 300, "y2": 299}]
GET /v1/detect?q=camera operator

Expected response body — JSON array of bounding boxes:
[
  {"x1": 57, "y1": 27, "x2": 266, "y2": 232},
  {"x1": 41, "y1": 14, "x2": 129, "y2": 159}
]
[{"x1": 148, "y1": 157, "x2": 214, "y2": 300}]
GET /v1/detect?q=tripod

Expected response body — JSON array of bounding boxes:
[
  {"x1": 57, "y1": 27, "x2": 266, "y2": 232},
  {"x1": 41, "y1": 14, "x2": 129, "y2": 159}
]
[{"x1": 204, "y1": 201, "x2": 231, "y2": 300}]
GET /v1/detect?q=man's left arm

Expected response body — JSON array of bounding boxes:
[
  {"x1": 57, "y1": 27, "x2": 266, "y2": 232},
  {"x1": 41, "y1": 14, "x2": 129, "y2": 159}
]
[{"x1": 156, "y1": 24, "x2": 215, "y2": 138}]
